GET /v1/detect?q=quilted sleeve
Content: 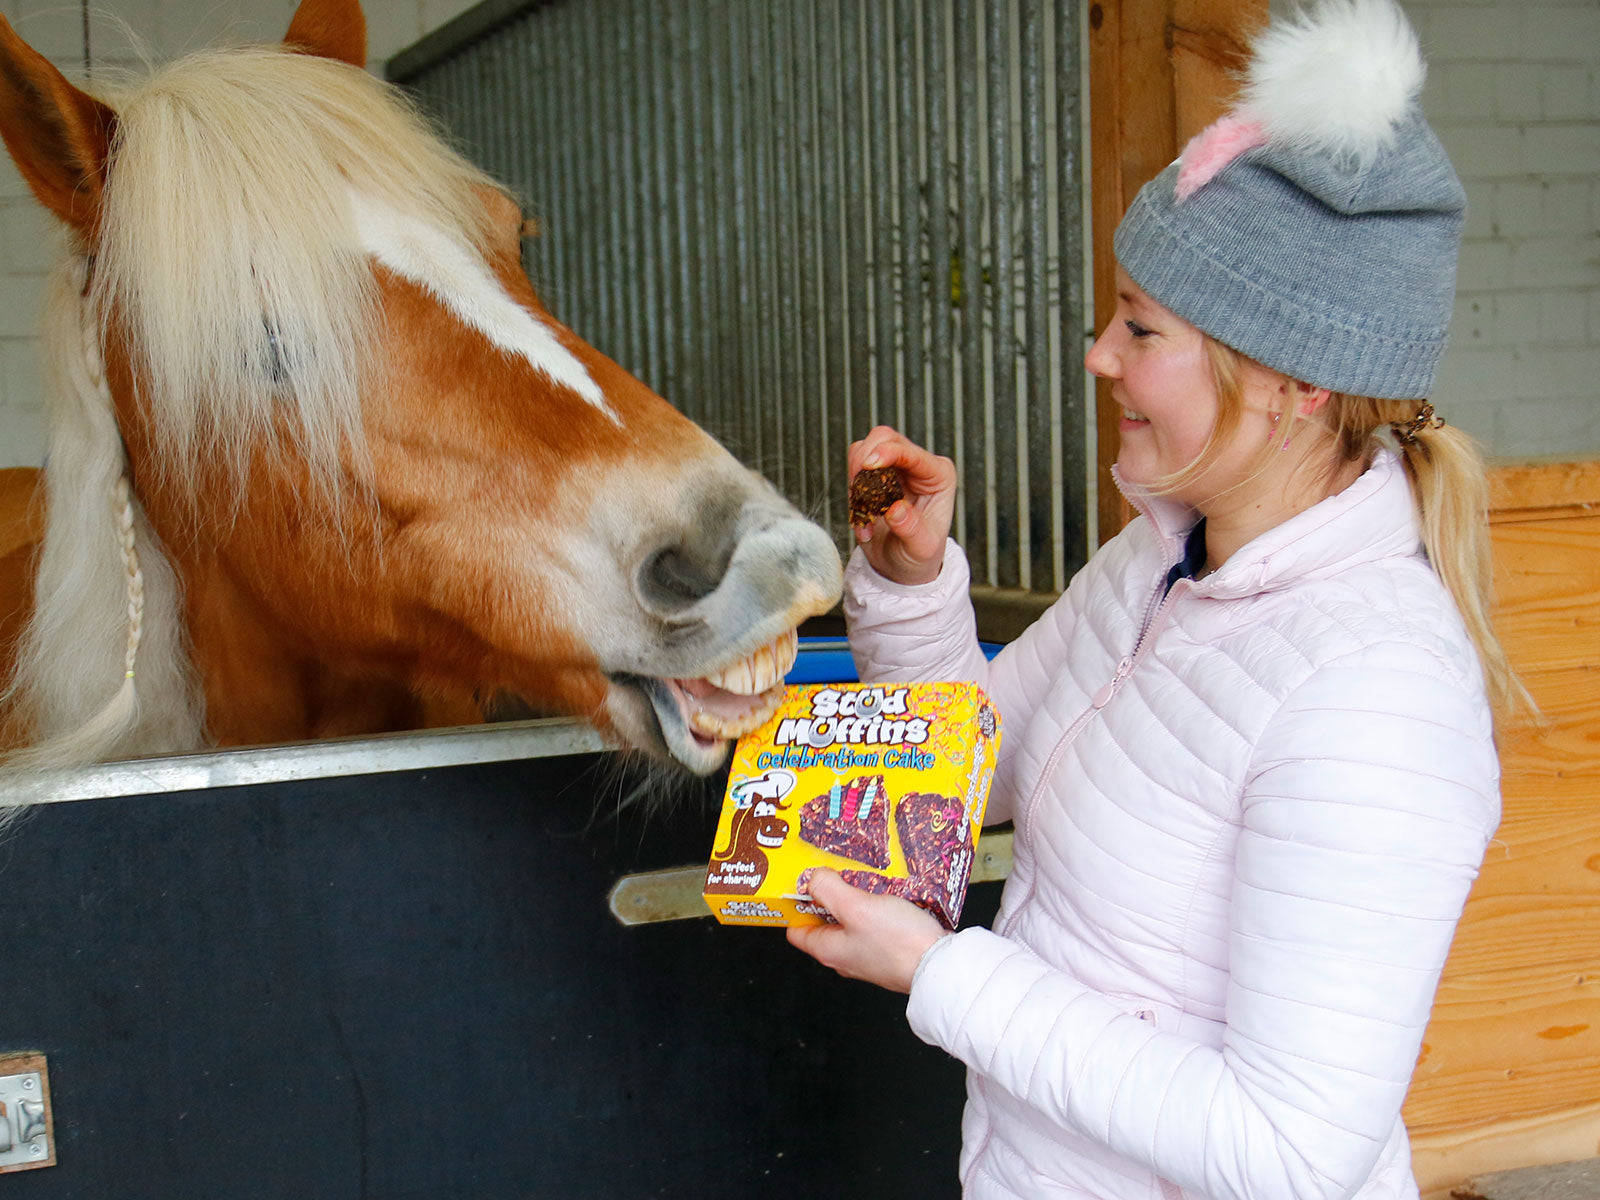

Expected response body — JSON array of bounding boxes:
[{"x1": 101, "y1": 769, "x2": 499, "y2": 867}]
[
  {"x1": 844, "y1": 540, "x2": 989, "y2": 685},
  {"x1": 906, "y1": 648, "x2": 1500, "y2": 1200},
  {"x1": 844, "y1": 540, "x2": 1094, "y2": 827}
]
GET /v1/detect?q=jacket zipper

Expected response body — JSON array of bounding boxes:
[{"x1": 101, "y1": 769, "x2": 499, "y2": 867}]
[
  {"x1": 997, "y1": 575, "x2": 1193, "y2": 938},
  {"x1": 965, "y1": 492, "x2": 1198, "y2": 1188},
  {"x1": 974, "y1": 577, "x2": 1194, "y2": 1195}
]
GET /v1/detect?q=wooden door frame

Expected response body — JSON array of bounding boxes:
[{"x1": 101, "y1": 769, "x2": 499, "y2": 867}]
[{"x1": 1087, "y1": 0, "x2": 1266, "y2": 543}]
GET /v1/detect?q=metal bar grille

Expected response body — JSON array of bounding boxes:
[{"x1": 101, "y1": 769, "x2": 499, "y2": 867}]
[{"x1": 396, "y1": 0, "x2": 1088, "y2": 594}]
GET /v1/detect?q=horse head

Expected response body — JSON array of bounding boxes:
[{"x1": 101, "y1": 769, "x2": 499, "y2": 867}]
[{"x1": 0, "y1": 0, "x2": 841, "y2": 779}]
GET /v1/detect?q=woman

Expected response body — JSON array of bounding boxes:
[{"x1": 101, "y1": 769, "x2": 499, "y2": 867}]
[{"x1": 788, "y1": 2, "x2": 1521, "y2": 1197}]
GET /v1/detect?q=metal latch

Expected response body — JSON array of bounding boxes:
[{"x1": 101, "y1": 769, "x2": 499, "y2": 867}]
[{"x1": 608, "y1": 829, "x2": 1015, "y2": 925}]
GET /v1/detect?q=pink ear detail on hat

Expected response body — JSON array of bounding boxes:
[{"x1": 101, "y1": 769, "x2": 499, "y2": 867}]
[{"x1": 1175, "y1": 114, "x2": 1269, "y2": 201}]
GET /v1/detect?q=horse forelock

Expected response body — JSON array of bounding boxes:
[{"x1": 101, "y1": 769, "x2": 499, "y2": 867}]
[{"x1": 86, "y1": 45, "x2": 505, "y2": 500}]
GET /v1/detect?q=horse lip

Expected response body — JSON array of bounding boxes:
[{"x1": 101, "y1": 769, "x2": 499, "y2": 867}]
[
  {"x1": 604, "y1": 622, "x2": 795, "y2": 769},
  {"x1": 609, "y1": 673, "x2": 731, "y2": 775}
]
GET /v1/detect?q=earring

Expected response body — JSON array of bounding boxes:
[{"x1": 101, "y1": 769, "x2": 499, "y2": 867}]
[{"x1": 1271, "y1": 410, "x2": 1291, "y2": 450}]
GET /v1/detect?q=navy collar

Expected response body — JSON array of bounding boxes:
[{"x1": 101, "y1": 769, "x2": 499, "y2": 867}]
[{"x1": 1162, "y1": 517, "x2": 1208, "y2": 597}]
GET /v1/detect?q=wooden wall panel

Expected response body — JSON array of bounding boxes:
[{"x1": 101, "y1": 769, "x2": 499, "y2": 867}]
[
  {"x1": 1415, "y1": 1101, "x2": 1600, "y2": 1200},
  {"x1": 1406, "y1": 463, "x2": 1600, "y2": 1194},
  {"x1": 1486, "y1": 522, "x2": 1600, "y2": 673}
]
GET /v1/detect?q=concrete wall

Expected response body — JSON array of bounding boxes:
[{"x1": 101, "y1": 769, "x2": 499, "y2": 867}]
[{"x1": 1, "y1": 0, "x2": 1596, "y2": 468}]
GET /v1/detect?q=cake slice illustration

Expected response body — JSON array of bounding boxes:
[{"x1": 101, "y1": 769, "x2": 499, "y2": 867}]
[
  {"x1": 798, "y1": 774, "x2": 890, "y2": 868},
  {"x1": 895, "y1": 792, "x2": 973, "y2": 876},
  {"x1": 801, "y1": 792, "x2": 976, "y2": 928}
]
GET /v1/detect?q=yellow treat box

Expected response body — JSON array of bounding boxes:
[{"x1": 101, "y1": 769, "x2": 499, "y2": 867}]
[{"x1": 704, "y1": 681, "x2": 1002, "y2": 929}]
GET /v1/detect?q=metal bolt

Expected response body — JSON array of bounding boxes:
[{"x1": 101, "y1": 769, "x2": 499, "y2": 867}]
[
  {"x1": 29, "y1": 1144, "x2": 43, "y2": 1157},
  {"x1": 21, "y1": 1078, "x2": 34, "y2": 1090}
]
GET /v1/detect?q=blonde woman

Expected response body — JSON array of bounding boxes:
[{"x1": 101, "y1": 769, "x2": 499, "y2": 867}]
[{"x1": 789, "y1": 2, "x2": 1520, "y2": 1197}]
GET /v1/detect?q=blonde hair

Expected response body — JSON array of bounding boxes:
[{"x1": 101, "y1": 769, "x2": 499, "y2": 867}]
[
  {"x1": 1325, "y1": 393, "x2": 1533, "y2": 729},
  {"x1": 1172, "y1": 338, "x2": 1532, "y2": 731}
]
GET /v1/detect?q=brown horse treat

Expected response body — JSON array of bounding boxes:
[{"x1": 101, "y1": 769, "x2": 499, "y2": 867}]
[
  {"x1": 848, "y1": 466, "x2": 903, "y2": 526},
  {"x1": 895, "y1": 793, "x2": 973, "y2": 876}
]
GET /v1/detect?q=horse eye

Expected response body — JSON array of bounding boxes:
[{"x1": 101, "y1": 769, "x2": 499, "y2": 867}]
[
  {"x1": 263, "y1": 322, "x2": 289, "y2": 386},
  {"x1": 241, "y1": 321, "x2": 293, "y2": 389}
]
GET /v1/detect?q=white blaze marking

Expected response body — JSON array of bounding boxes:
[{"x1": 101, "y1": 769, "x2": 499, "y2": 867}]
[{"x1": 348, "y1": 190, "x2": 613, "y2": 418}]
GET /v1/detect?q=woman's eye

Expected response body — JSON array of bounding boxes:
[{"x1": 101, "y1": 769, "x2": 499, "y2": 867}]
[{"x1": 1125, "y1": 319, "x2": 1153, "y2": 339}]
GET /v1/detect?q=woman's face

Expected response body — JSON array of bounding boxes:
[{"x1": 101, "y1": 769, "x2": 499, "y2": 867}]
[{"x1": 1085, "y1": 268, "x2": 1273, "y2": 508}]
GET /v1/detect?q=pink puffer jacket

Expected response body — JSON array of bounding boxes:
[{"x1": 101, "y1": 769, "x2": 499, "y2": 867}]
[{"x1": 844, "y1": 451, "x2": 1500, "y2": 1200}]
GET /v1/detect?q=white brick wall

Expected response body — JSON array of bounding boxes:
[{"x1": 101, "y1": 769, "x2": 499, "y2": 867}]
[
  {"x1": 0, "y1": 143, "x2": 52, "y2": 467},
  {"x1": 1, "y1": 1, "x2": 1595, "y2": 467},
  {"x1": 1403, "y1": 0, "x2": 1600, "y2": 458},
  {"x1": 0, "y1": 0, "x2": 476, "y2": 468}
]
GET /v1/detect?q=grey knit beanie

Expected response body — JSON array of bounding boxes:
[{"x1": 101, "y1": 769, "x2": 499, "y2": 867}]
[{"x1": 1113, "y1": 0, "x2": 1466, "y2": 400}]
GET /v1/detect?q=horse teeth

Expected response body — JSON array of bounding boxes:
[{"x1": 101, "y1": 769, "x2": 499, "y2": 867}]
[
  {"x1": 686, "y1": 629, "x2": 798, "y2": 738},
  {"x1": 750, "y1": 645, "x2": 772, "y2": 689},
  {"x1": 690, "y1": 683, "x2": 787, "y2": 739},
  {"x1": 703, "y1": 629, "x2": 799, "y2": 696}
]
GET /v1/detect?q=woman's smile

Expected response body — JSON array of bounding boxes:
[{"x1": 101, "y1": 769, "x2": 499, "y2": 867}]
[
  {"x1": 1086, "y1": 266, "x2": 1284, "y2": 514},
  {"x1": 1086, "y1": 267, "x2": 1231, "y2": 502}
]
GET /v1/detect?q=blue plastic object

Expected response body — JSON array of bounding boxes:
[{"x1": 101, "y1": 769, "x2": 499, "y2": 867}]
[{"x1": 785, "y1": 636, "x2": 1001, "y2": 684}]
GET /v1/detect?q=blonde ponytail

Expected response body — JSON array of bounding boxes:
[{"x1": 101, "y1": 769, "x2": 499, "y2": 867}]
[
  {"x1": 1190, "y1": 337, "x2": 1534, "y2": 733},
  {"x1": 1327, "y1": 397, "x2": 1535, "y2": 732}
]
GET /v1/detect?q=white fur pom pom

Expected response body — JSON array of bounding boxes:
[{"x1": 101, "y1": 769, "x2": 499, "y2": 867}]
[{"x1": 1241, "y1": 0, "x2": 1425, "y2": 163}]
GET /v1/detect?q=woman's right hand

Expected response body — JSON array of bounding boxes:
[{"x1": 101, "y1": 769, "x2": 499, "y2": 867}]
[{"x1": 847, "y1": 426, "x2": 956, "y2": 586}]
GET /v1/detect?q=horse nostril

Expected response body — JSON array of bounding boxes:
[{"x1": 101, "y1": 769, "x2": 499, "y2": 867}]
[
  {"x1": 639, "y1": 543, "x2": 729, "y2": 610},
  {"x1": 635, "y1": 485, "x2": 746, "y2": 613}
]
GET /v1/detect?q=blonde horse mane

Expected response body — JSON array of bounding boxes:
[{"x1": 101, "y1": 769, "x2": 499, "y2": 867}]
[{"x1": 3, "y1": 45, "x2": 502, "y2": 778}]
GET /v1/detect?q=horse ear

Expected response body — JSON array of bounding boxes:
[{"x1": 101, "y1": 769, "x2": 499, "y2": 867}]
[
  {"x1": 0, "y1": 15, "x2": 116, "y2": 234},
  {"x1": 285, "y1": 0, "x2": 368, "y2": 69}
]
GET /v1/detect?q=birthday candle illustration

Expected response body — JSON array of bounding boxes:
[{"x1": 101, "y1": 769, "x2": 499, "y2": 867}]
[
  {"x1": 828, "y1": 778, "x2": 843, "y2": 819},
  {"x1": 841, "y1": 777, "x2": 862, "y2": 821},
  {"x1": 858, "y1": 776, "x2": 878, "y2": 820}
]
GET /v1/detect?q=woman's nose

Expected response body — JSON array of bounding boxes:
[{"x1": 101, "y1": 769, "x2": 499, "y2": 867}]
[{"x1": 1084, "y1": 327, "x2": 1117, "y2": 379}]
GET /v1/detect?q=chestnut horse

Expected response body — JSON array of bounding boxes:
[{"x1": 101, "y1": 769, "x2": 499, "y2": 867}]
[{"x1": 0, "y1": 0, "x2": 841, "y2": 794}]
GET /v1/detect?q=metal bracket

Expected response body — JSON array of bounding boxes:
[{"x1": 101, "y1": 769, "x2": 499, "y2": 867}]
[
  {"x1": 0, "y1": 1054, "x2": 55, "y2": 1173},
  {"x1": 608, "y1": 829, "x2": 1015, "y2": 926}
]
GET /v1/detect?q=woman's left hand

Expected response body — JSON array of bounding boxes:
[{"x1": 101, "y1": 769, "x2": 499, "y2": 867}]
[{"x1": 787, "y1": 869, "x2": 948, "y2": 994}]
